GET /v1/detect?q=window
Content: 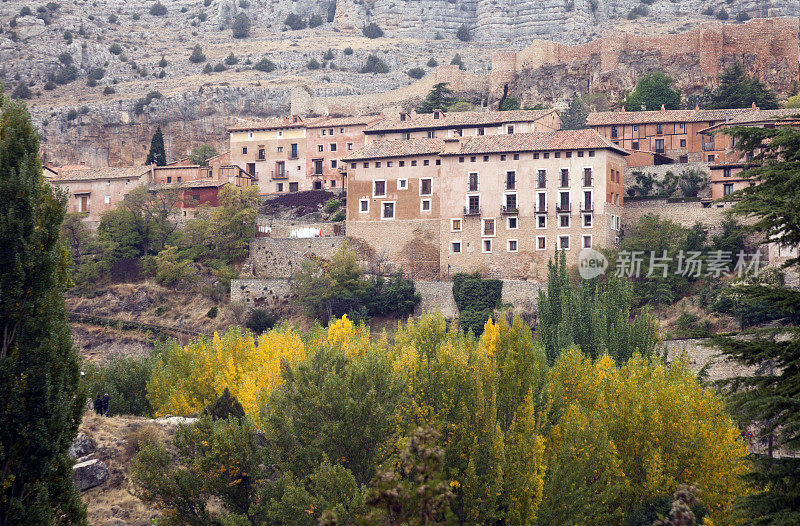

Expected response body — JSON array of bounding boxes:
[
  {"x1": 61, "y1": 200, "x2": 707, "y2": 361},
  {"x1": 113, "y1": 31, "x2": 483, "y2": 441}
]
[
  {"x1": 656, "y1": 124, "x2": 663, "y2": 135},
  {"x1": 468, "y1": 172, "x2": 479, "y2": 192},
  {"x1": 177, "y1": 176, "x2": 182, "y2": 182},
  {"x1": 537, "y1": 215, "x2": 547, "y2": 229},
  {"x1": 351, "y1": 163, "x2": 357, "y2": 169},
  {"x1": 347, "y1": 143, "x2": 353, "y2": 150},
  {"x1": 482, "y1": 239, "x2": 492, "y2": 253},
  {"x1": 258, "y1": 147, "x2": 266, "y2": 160},
  {"x1": 329, "y1": 128, "x2": 334, "y2": 135},
  {"x1": 679, "y1": 123, "x2": 685, "y2": 130},
  {"x1": 582, "y1": 235, "x2": 592, "y2": 249},
  {"x1": 583, "y1": 167, "x2": 592, "y2": 187},
  {"x1": 566, "y1": 151, "x2": 572, "y2": 158},
  {"x1": 543, "y1": 152, "x2": 549, "y2": 159},
  {"x1": 322, "y1": 129, "x2": 327, "y2": 136},
  {"x1": 423, "y1": 159, "x2": 430, "y2": 166},
  {"x1": 534, "y1": 152, "x2": 540, "y2": 159},
  {"x1": 436, "y1": 159, "x2": 441, "y2": 166},
  {"x1": 313, "y1": 159, "x2": 324, "y2": 175},
  {"x1": 242, "y1": 147, "x2": 248, "y2": 154},
  {"x1": 723, "y1": 183, "x2": 733, "y2": 196},
  {"x1": 401, "y1": 132, "x2": 411, "y2": 140},
  {"x1": 537, "y1": 170, "x2": 547, "y2": 189},
  {"x1": 506, "y1": 216, "x2": 518, "y2": 230},
  {"x1": 104, "y1": 195, "x2": 111, "y2": 204},
  {"x1": 420, "y1": 199, "x2": 431, "y2": 212},
  {"x1": 558, "y1": 235, "x2": 570, "y2": 250},
  {"x1": 505, "y1": 171, "x2": 516, "y2": 190},
  {"x1": 504, "y1": 193, "x2": 517, "y2": 213},
  {"x1": 655, "y1": 139, "x2": 665, "y2": 154},
  {"x1": 420, "y1": 178, "x2": 432, "y2": 195},
  {"x1": 399, "y1": 161, "x2": 405, "y2": 167},
  {"x1": 559, "y1": 191, "x2": 570, "y2": 212},
  {"x1": 536, "y1": 236, "x2": 547, "y2": 250},
  {"x1": 483, "y1": 156, "x2": 489, "y2": 162},
  {"x1": 478, "y1": 127, "x2": 485, "y2": 136},
  {"x1": 382, "y1": 201, "x2": 395, "y2": 219},
  {"x1": 588, "y1": 150, "x2": 594, "y2": 157},
  {"x1": 560, "y1": 169, "x2": 569, "y2": 187},
  {"x1": 467, "y1": 195, "x2": 480, "y2": 214},
  {"x1": 289, "y1": 182, "x2": 299, "y2": 192},
  {"x1": 513, "y1": 153, "x2": 520, "y2": 160},
  {"x1": 632, "y1": 141, "x2": 639, "y2": 150},
  {"x1": 680, "y1": 139, "x2": 686, "y2": 147},
  {"x1": 459, "y1": 157, "x2": 465, "y2": 163},
  {"x1": 470, "y1": 156, "x2": 476, "y2": 162},
  {"x1": 427, "y1": 131, "x2": 436, "y2": 138},
  {"x1": 507, "y1": 125, "x2": 515, "y2": 134},
  {"x1": 611, "y1": 126, "x2": 618, "y2": 138},
  {"x1": 277, "y1": 182, "x2": 284, "y2": 192},
  {"x1": 456, "y1": 128, "x2": 463, "y2": 137},
  {"x1": 451, "y1": 218, "x2": 462, "y2": 232},
  {"x1": 398, "y1": 178, "x2": 408, "y2": 190},
  {"x1": 555, "y1": 152, "x2": 561, "y2": 158},
  {"x1": 559, "y1": 214, "x2": 570, "y2": 228},
  {"x1": 411, "y1": 160, "x2": 418, "y2": 166},
  {"x1": 387, "y1": 161, "x2": 393, "y2": 167},
  {"x1": 330, "y1": 143, "x2": 337, "y2": 152},
  {"x1": 331, "y1": 160, "x2": 338, "y2": 168},
  {"x1": 167, "y1": 176, "x2": 172, "y2": 183},
  {"x1": 373, "y1": 180, "x2": 386, "y2": 197},
  {"x1": 359, "y1": 199, "x2": 369, "y2": 213},
  {"x1": 126, "y1": 179, "x2": 130, "y2": 184},
  {"x1": 331, "y1": 180, "x2": 336, "y2": 187},
  {"x1": 708, "y1": 154, "x2": 715, "y2": 162},
  {"x1": 582, "y1": 190, "x2": 593, "y2": 211},
  {"x1": 615, "y1": 216, "x2": 620, "y2": 230},
  {"x1": 278, "y1": 131, "x2": 283, "y2": 137},
  {"x1": 500, "y1": 154, "x2": 506, "y2": 161},
  {"x1": 277, "y1": 146, "x2": 284, "y2": 153},
  {"x1": 451, "y1": 241, "x2": 462, "y2": 254},
  {"x1": 507, "y1": 239, "x2": 518, "y2": 252},
  {"x1": 482, "y1": 218, "x2": 495, "y2": 237},
  {"x1": 583, "y1": 213, "x2": 593, "y2": 228},
  {"x1": 633, "y1": 125, "x2": 638, "y2": 131},
  {"x1": 248, "y1": 132, "x2": 254, "y2": 139},
  {"x1": 536, "y1": 192, "x2": 547, "y2": 213},
  {"x1": 290, "y1": 143, "x2": 298, "y2": 159},
  {"x1": 376, "y1": 162, "x2": 382, "y2": 168},
  {"x1": 723, "y1": 168, "x2": 732, "y2": 178}
]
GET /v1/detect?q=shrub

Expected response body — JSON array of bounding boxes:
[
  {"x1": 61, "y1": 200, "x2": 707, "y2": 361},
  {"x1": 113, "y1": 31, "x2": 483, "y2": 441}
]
[
  {"x1": 149, "y1": 2, "x2": 167, "y2": 16},
  {"x1": 53, "y1": 65, "x2": 78, "y2": 84},
  {"x1": 158, "y1": 55, "x2": 167, "y2": 68},
  {"x1": 254, "y1": 57, "x2": 275, "y2": 72},
  {"x1": 12, "y1": 83, "x2": 31, "y2": 99},
  {"x1": 224, "y1": 52, "x2": 237, "y2": 65},
  {"x1": 450, "y1": 53, "x2": 464, "y2": 69},
  {"x1": 362, "y1": 22, "x2": 383, "y2": 39},
  {"x1": 284, "y1": 13, "x2": 306, "y2": 30},
  {"x1": 736, "y1": 11, "x2": 750, "y2": 22},
  {"x1": 716, "y1": 7, "x2": 729, "y2": 20},
  {"x1": 66, "y1": 109, "x2": 78, "y2": 120},
  {"x1": 703, "y1": 6, "x2": 715, "y2": 16},
  {"x1": 189, "y1": 44, "x2": 206, "y2": 63},
  {"x1": 307, "y1": 58, "x2": 321, "y2": 70},
  {"x1": 109, "y1": 43, "x2": 123, "y2": 55},
  {"x1": 206, "y1": 306, "x2": 218, "y2": 319},
  {"x1": 407, "y1": 67, "x2": 425, "y2": 79},
  {"x1": 324, "y1": 198, "x2": 342, "y2": 213},
  {"x1": 308, "y1": 13, "x2": 323, "y2": 28},
  {"x1": 456, "y1": 23, "x2": 471, "y2": 42},
  {"x1": 63, "y1": 30, "x2": 72, "y2": 43},
  {"x1": 204, "y1": 0, "x2": 212, "y2": 6},
  {"x1": 232, "y1": 12, "x2": 251, "y2": 38},
  {"x1": 202, "y1": 388, "x2": 245, "y2": 420},
  {"x1": 19, "y1": 6, "x2": 32, "y2": 17},
  {"x1": 203, "y1": 63, "x2": 212, "y2": 74},
  {"x1": 108, "y1": 14, "x2": 118, "y2": 23},
  {"x1": 212, "y1": 62, "x2": 226, "y2": 72},
  {"x1": 58, "y1": 51, "x2": 72, "y2": 65},
  {"x1": 426, "y1": 57, "x2": 438, "y2": 67},
  {"x1": 246, "y1": 308, "x2": 278, "y2": 335},
  {"x1": 44, "y1": 81, "x2": 56, "y2": 90},
  {"x1": 452, "y1": 272, "x2": 502, "y2": 335},
  {"x1": 627, "y1": 5, "x2": 648, "y2": 19},
  {"x1": 86, "y1": 78, "x2": 97, "y2": 87},
  {"x1": 323, "y1": 48, "x2": 334, "y2": 60},
  {"x1": 103, "y1": 86, "x2": 115, "y2": 95},
  {"x1": 197, "y1": 11, "x2": 208, "y2": 22},
  {"x1": 331, "y1": 209, "x2": 345, "y2": 222},
  {"x1": 343, "y1": 46, "x2": 353, "y2": 55},
  {"x1": 87, "y1": 67, "x2": 105, "y2": 81},
  {"x1": 360, "y1": 54, "x2": 388, "y2": 74},
  {"x1": 83, "y1": 355, "x2": 155, "y2": 416}
]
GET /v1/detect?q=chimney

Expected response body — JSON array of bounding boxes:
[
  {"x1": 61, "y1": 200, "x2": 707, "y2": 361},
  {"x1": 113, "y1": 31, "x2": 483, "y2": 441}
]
[
  {"x1": 752, "y1": 102, "x2": 758, "y2": 110},
  {"x1": 695, "y1": 103, "x2": 700, "y2": 111},
  {"x1": 443, "y1": 138, "x2": 461, "y2": 154},
  {"x1": 621, "y1": 106, "x2": 626, "y2": 113},
  {"x1": 660, "y1": 104, "x2": 666, "y2": 112}
]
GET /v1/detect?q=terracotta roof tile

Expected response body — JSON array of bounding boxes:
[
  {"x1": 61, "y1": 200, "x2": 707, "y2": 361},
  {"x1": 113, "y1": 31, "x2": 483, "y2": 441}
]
[
  {"x1": 365, "y1": 109, "x2": 558, "y2": 133},
  {"x1": 688, "y1": 108, "x2": 755, "y2": 122},
  {"x1": 50, "y1": 166, "x2": 152, "y2": 182},
  {"x1": 227, "y1": 116, "x2": 306, "y2": 132},
  {"x1": 150, "y1": 180, "x2": 229, "y2": 190},
  {"x1": 587, "y1": 109, "x2": 698, "y2": 126},
  {"x1": 306, "y1": 115, "x2": 383, "y2": 128},
  {"x1": 343, "y1": 138, "x2": 446, "y2": 161}
]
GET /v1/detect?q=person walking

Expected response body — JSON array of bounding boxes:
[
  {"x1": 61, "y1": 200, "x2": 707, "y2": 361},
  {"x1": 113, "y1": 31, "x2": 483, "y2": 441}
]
[
  {"x1": 93, "y1": 394, "x2": 103, "y2": 415},
  {"x1": 101, "y1": 393, "x2": 111, "y2": 416}
]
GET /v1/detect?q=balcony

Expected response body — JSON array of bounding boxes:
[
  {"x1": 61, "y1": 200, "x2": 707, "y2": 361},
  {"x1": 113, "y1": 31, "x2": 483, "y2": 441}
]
[
  {"x1": 501, "y1": 205, "x2": 518, "y2": 215},
  {"x1": 288, "y1": 154, "x2": 299, "y2": 160},
  {"x1": 556, "y1": 203, "x2": 571, "y2": 213},
  {"x1": 464, "y1": 206, "x2": 481, "y2": 216},
  {"x1": 271, "y1": 170, "x2": 288, "y2": 180},
  {"x1": 534, "y1": 205, "x2": 547, "y2": 214},
  {"x1": 702, "y1": 141, "x2": 716, "y2": 151},
  {"x1": 536, "y1": 180, "x2": 547, "y2": 189},
  {"x1": 583, "y1": 177, "x2": 593, "y2": 187},
  {"x1": 581, "y1": 201, "x2": 594, "y2": 212}
]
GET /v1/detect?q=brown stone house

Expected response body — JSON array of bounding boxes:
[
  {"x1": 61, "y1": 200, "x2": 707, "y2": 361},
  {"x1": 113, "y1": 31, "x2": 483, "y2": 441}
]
[{"x1": 344, "y1": 129, "x2": 627, "y2": 280}]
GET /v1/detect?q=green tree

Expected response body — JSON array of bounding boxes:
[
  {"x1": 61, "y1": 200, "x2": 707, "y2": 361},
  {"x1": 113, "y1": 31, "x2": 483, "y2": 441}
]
[
  {"x1": 362, "y1": 22, "x2": 383, "y2": 38},
  {"x1": 231, "y1": 12, "x2": 251, "y2": 38},
  {"x1": 61, "y1": 211, "x2": 91, "y2": 261},
  {"x1": 145, "y1": 125, "x2": 166, "y2": 166},
  {"x1": 456, "y1": 23, "x2": 471, "y2": 42},
  {"x1": 416, "y1": 82, "x2": 458, "y2": 114},
  {"x1": 83, "y1": 355, "x2": 154, "y2": 416},
  {"x1": 188, "y1": 143, "x2": 218, "y2": 166},
  {"x1": 0, "y1": 88, "x2": 87, "y2": 525},
  {"x1": 188, "y1": 44, "x2": 206, "y2": 64},
  {"x1": 704, "y1": 62, "x2": 779, "y2": 110},
  {"x1": 450, "y1": 53, "x2": 464, "y2": 69},
  {"x1": 621, "y1": 71, "x2": 682, "y2": 111},
  {"x1": 360, "y1": 54, "x2": 388, "y2": 74},
  {"x1": 561, "y1": 93, "x2": 589, "y2": 130},
  {"x1": 537, "y1": 250, "x2": 659, "y2": 364}
]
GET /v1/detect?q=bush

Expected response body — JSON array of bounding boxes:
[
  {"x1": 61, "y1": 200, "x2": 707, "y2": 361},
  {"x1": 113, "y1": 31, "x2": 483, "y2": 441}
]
[
  {"x1": 108, "y1": 14, "x2": 118, "y2": 23},
  {"x1": 307, "y1": 58, "x2": 321, "y2": 70},
  {"x1": 323, "y1": 48, "x2": 334, "y2": 60},
  {"x1": 324, "y1": 198, "x2": 342, "y2": 213},
  {"x1": 426, "y1": 57, "x2": 438, "y2": 67},
  {"x1": 736, "y1": 11, "x2": 750, "y2": 22},
  {"x1": 158, "y1": 55, "x2": 167, "y2": 68},
  {"x1": 360, "y1": 54, "x2": 388, "y2": 74},
  {"x1": 362, "y1": 22, "x2": 383, "y2": 39},
  {"x1": 308, "y1": 13, "x2": 323, "y2": 28},
  {"x1": 343, "y1": 46, "x2": 353, "y2": 55},
  {"x1": 155, "y1": 246, "x2": 191, "y2": 288},
  {"x1": 407, "y1": 67, "x2": 425, "y2": 79},
  {"x1": 53, "y1": 65, "x2": 78, "y2": 85},
  {"x1": 12, "y1": 83, "x2": 31, "y2": 99},
  {"x1": 103, "y1": 86, "x2": 115, "y2": 95},
  {"x1": 86, "y1": 78, "x2": 97, "y2": 88},
  {"x1": 331, "y1": 209, "x2": 345, "y2": 222},
  {"x1": 224, "y1": 52, "x2": 237, "y2": 65},
  {"x1": 232, "y1": 12, "x2": 251, "y2": 38},
  {"x1": 58, "y1": 51, "x2": 72, "y2": 65},
  {"x1": 149, "y1": 2, "x2": 167, "y2": 16},
  {"x1": 246, "y1": 308, "x2": 278, "y2": 335},
  {"x1": 254, "y1": 57, "x2": 275, "y2": 72},
  {"x1": 450, "y1": 53, "x2": 464, "y2": 69},
  {"x1": 66, "y1": 109, "x2": 78, "y2": 120},
  {"x1": 452, "y1": 272, "x2": 502, "y2": 335},
  {"x1": 203, "y1": 63, "x2": 212, "y2": 74},
  {"x1": 44, "y1": 81, "x2": 56, "y2": 91},
  {"x1": 83, "y1": 355, "x2": 154, "y2": 416},
  {"x1": 206, "y1": 306, "x2": 218, "y2": 319},
  {"x1": 87, "y1": 67, "x2": 105, "y2": 81},
  {"x1": 456, "y1": 23, "x2": 471, "y2": 42},
  {"x1": 202, "y1": 388, "x2": 245, "y2": 421},
  {"x1": 189, "y1": 44, "x2": 206, "y2": 63},
  {"x1": 716, "y1": 7, "x2": 729, "y2": 20},
  {"x1": 19, "y1": 6, "x2": 32, "y2": 17},
  {"x1": 212, "y1": 62, "x2": 226, "y2": 72},
  {"x1": 703, "y1": 6, "x2": 715, "y2": 16},
  {"x1": 284, "y1": 13, "x2": 306, "y2": 30}
]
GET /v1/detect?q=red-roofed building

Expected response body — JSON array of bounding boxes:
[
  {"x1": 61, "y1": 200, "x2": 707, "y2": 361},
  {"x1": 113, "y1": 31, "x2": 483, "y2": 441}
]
[{"x1": 343, "y1": 130, "x2": 627, "y2": 280}]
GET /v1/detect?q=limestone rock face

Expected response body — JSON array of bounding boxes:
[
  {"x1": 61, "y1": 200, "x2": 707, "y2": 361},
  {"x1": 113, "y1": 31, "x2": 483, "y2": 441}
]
[
  {"x1": 72, "y1": 459, "x2": 109, "y2": 491},
  {"x1": 68, "y1": 432, "x2": 98, "y2": 460}
]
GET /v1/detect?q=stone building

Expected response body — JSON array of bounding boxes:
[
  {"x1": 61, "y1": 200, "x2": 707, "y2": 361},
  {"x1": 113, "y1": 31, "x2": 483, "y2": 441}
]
[
  {"x1": 364, "y1": 109, "x2": 561, "y2": 143},
  {"x1": 344, "y1": 129, "x2": 627, "y2": 280},
  {"x1": 227, "y1": 115, "x2": 380, "y2": 195}
]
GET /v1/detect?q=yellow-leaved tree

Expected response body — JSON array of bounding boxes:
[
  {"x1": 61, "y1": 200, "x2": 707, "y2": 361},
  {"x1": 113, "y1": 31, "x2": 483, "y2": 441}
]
[{"x1": 147, "y1": 325, "x2": 305, "y2": 423}]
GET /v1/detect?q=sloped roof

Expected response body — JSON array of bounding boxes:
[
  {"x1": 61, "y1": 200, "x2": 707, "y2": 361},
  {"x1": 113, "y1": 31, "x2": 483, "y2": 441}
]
[
  {"x1": 50, "y1": 166, "x2": 151, "y2": 182},
  {"x1": 365, "y1": 109, "x2": 558, "y2": 133},
  {"x1": 587, "y1": 109, "x2": 698, "y2": 126},
  {"x1": 448, "y1": 129, "x2": 628, "y2": 156},
  {"x1": 698, "y1": 108, "x2": 800, "y2": 133},
  {"x1": 306, "y1": 115, "x2": 383, "y2": 128},
  {"x1": 343, "y1": 138, "x2": 445, "y2": 161},
  {"x1": 688, "y1": 108, "x2": 755, "y2": 122},
  {"x1": 227, "y1": 116, "x2": 306, "y2": 132}
]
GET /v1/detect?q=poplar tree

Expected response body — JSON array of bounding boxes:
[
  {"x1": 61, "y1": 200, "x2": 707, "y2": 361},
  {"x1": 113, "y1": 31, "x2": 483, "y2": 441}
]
[{"x1": 0, "y1": 88, "x2": 87, "y2": 524}]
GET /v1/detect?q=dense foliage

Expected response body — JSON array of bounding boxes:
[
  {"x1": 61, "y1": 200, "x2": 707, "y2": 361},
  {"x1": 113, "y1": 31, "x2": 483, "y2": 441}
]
[
  {"x1": 621, "y1": 71, "x2": 682, "y2": 111},
  {"x1": 83, "y1": 355, "x2": 154, "y2": 417},
  {"x1": 702, "y1": 62, "x2": 779, "y2": 110},
  {"x1": 145, "y1": 125, "x2": 166, "y2": 166},
  {"x1": 452, "y1": 272, "x2": 502, "y2": 335},
  {"x1": 417, "y1": 82, "x2": 459, "y2": 113},
  {"x1": 135, "y1": 313, "x2": 749, "y2": 525},
  {"x1": 0, "y1": 88, "x2": 86, "y2": 524}
]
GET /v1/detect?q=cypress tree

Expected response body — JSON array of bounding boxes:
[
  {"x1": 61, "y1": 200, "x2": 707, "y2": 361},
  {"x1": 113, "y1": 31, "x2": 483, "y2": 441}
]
[
  {"x1": 0, "y1": 88, "x2": 87, "y2": 524},
  {"x1": 145, "y1": 125, "x2": 166, "y2": 166}
]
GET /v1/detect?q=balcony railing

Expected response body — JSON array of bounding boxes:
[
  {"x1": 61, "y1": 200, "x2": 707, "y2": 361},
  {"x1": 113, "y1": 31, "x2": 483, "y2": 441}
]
[
  {"x1": 505, "y1": 182, "x2": 516, "y2": 190},
  {"x1": 501, "y1": 205, "x2": 518, "y2": 215},
  {"x1": 271, "y1": 170, "x2": 288, "y2": 180},
  {"x1": 536, "y1": 179, "x2": 547, "y2": 189},
  {"x1": 583, "y1": 177, "x2": 593, "y2": 187},
  {"x1": 464, "y1": 206, "x2": 481, "y2": 216},
  {"x1": 581, "y1": 201, "x2": 594, "y2": 212},
  {"x1": 535, "y1": 205, "x2": 547, "y2": 214},
  {"x1": 556, "y1": 203, "x2": 571, "y2": 213},
  {"x1": 288, "y1": 153, "x2": 299, "y2": 160}
]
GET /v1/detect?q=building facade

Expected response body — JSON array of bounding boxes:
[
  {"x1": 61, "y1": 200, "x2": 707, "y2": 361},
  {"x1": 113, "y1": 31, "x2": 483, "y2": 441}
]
[{"x1": 344, "y1": 129, "x2": 627, "y2": 280}]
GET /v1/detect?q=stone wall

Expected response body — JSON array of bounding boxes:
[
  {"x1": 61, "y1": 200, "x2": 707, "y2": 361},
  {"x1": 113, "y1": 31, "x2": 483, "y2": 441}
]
[
  {"x1": 623, "y1": 162, "x2": 712, "y2": 196},
  {"x1": 621, "y1": 197, "x2": 731, "y2": 233},
  {"x1": 231, "y1": 279, "x2": 293, "y2": 312},
  {"x1": 661, "y1": 337, "x2": 753, "y2": 382},
  {"x1": 241, "y1": 237, "x2": 348, "y2": 278}
]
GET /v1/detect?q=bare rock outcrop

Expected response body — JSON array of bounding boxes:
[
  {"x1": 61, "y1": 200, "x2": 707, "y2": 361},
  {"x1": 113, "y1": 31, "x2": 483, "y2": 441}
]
[{"x1": 72, "y1": 459, "x2": 110, "y2": 491}]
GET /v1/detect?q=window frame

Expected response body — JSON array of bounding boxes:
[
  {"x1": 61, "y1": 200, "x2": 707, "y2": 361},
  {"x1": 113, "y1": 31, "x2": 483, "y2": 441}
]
[
  {"x1": 359, "y1": 198, "x2": 370, "y2": 213},
  {"x1": 373, "y1": 179, "x2": 387, "y2": 198},
  {"x1": 507, "y1": 239, "x2": 519, "y2": 253},
  {"x1": 381, "y1": 201, "x2": 396, "y2": 220}
]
